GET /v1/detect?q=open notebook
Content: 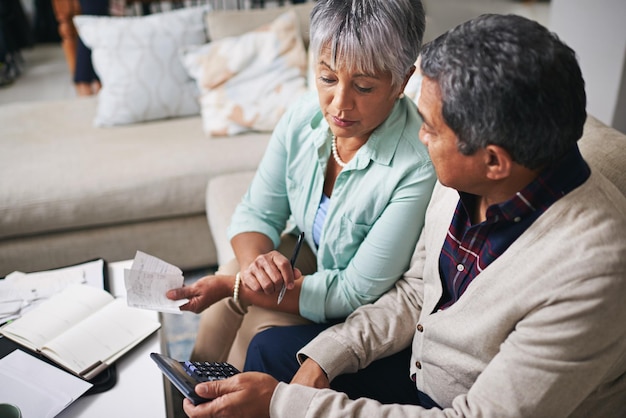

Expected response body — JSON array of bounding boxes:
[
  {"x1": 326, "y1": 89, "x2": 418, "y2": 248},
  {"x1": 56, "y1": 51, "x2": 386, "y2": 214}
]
[
  {"x1": 0, "y1": 259, "x2": 160, "y2": 381},
  {"x1": 0, "y1": 283, "x2": 160, "y2": 380}
]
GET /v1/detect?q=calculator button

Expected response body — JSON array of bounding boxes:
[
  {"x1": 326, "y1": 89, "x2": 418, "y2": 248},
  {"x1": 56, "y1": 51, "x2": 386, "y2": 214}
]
[{"x1": 180, "y1": 360, "x2": 241, "y2": 382}]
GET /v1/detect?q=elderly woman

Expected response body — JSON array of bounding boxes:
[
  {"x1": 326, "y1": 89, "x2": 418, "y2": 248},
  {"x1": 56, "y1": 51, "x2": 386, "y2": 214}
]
[{"x1": 167, "y1": 0, "x2": 434, "y2": 370}]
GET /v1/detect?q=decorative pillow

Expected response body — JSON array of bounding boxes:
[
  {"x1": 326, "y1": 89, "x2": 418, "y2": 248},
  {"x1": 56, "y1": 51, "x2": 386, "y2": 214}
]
[
  {"x1": 180, "y1": 10, "x2": 308, "y2": 136},
  {"x1": 204, "y1": 2, "x2": 313, "y2": 47},
  {"x1": 404, "y1": 61, "x2": 423, "y2": 104},
  {"x1": 74, "y1": 6, "x2": 210, "y2": 127}
]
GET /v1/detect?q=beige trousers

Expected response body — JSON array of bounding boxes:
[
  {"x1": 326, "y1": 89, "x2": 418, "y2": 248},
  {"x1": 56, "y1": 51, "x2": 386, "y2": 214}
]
[{"x1": 190, "y1": 234, "x2": 318, "y2": 370}]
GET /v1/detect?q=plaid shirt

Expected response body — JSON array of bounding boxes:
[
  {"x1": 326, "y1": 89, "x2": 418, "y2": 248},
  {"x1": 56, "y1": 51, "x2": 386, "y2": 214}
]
[{"x1": 436, "y1": 146, "x2": 591, "y2": 311}]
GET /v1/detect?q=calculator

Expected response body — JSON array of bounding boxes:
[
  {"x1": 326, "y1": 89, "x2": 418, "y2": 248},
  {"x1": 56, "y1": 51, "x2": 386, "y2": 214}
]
[{"x1": 150, "y1": 352, "x2": 240, "y2": 405}]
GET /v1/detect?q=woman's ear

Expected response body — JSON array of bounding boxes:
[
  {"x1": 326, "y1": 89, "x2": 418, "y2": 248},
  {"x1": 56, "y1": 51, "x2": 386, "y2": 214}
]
[{"x1": 484, "y1": 144, "x2": 513, "y2": 180}]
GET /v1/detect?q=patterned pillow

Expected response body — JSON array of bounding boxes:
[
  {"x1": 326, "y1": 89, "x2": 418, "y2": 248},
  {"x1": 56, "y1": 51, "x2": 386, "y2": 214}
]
[
  {"x1": 74, "y1": 6, "x2": 210, "y2": 127},
  {"x1": 204, "y1": 2, "x2": 314, "y2": 48},
  {"x1": 180, "y1": 10, "x2": 308, "y2": 136}
]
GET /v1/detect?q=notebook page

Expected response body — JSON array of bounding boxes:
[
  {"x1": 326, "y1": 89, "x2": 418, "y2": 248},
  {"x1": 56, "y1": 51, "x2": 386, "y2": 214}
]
[
  {"x1": 0, "y1": 285, "x2": 113, "y2": 351},
  {"x1": 41, "y1": 299, "x2": 160, "y2": 375}
]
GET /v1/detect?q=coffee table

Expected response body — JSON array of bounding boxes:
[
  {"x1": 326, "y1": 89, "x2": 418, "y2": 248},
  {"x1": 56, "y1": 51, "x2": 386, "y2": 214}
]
[{"x1": 57, "y1": 260, "x2": 170, "y2": 418}]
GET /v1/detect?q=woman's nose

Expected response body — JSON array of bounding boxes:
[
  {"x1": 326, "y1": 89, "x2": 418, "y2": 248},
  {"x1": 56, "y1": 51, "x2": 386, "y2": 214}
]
[{"x1": 332, "y1": 84, "x2": 353, "y2": 111}]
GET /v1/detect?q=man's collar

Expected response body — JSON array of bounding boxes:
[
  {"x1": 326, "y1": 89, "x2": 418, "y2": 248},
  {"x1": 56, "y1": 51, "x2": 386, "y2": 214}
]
[{"x1": 458, "y1": 145, "x2": 590, "y2": 223}]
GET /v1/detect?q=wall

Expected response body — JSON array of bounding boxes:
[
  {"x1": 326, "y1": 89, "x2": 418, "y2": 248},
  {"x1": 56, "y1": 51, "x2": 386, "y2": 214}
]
[
  {"x1": 549, "y1": 0, "x2": 626, "y2": 133},
  {"x1": 422, "y1": 0, "x2": 550, "y2": 43}
]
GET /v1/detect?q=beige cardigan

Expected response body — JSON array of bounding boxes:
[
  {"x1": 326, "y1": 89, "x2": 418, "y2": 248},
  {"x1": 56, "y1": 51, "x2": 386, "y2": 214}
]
[{"x1": 271, "y1": 173, "x2": 626, "y2": 417}]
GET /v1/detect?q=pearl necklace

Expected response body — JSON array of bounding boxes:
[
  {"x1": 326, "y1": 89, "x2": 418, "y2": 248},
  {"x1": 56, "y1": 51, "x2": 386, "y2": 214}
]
[{"x1": 331, "y1": 136, "x2": 347, "y2": 168}]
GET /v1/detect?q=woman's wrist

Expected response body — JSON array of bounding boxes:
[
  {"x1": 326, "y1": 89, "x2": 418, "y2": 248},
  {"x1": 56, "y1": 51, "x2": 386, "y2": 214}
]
[
  {"x1": 213, "y1": 274, "x2": 239, "y2": 302},
  {"x1": 223, "y1": 273, "x2": 247, "y2": 306}
]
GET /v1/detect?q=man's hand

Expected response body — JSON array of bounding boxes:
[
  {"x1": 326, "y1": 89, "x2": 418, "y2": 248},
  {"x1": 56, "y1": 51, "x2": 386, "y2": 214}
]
[
  {"x1": 166, "y1": 275, "x2": 231, "y2": 313},
  {"x1": 291, "y1": 358, "x2": 330, "y2": 389},
  {"x1": 182, "y1": 372, "x2": 277, "y2": 418}
]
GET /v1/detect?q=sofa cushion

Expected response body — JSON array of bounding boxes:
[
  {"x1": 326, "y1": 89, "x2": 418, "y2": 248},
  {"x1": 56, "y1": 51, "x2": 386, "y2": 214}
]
[
  {"x1": 180, "y1": 10, "x2": 308, "y2": 136},
  {"x1": 73, "y1": 5, "x2": 209, "y2": 127},
  {"x1": 205, "y1": 1, "x2": 314, "y2": 48},
  {"x1": 578, "y1": 115, "x2": 626, "y2": 197},
  {"x1": 0, "y1": 214, "x2": 216, "y2": 278},
  {"x1": 206, "y1": 170, "x2": 256, "y2": 266},
  {"x1": 0, "y1": 98, "x2": 270, "y2": 241}
]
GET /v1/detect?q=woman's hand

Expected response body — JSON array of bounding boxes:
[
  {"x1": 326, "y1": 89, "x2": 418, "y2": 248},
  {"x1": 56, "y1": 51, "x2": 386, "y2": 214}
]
[
  {"x1": 291, "y1": 358, "x2": 330, "y2": 389},
  {"x1": 166, "y1": 275, "x2": 232, "y2": 313},
  {"x1": 182, "y1": 372, "x2": 276, "y2": 418},
  {"x1": 241, "y1": 250, "x2": 301, "y2": 295}
]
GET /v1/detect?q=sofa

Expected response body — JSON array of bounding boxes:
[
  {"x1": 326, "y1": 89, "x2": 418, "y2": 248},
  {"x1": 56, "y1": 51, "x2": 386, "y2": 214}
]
[
  {"x1": 0, "y1": 3, "x2": 315, "y2": 277},
  {"x1": 206, "y1": 116, "x2": 626, "y2": 267},
  {"x1": 2, "y1": 2, "x2": 626, "y2": 279}
]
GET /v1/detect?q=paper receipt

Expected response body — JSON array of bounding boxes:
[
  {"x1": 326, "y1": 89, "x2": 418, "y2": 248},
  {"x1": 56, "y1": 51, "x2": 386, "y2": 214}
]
[{"x1": 124, "y1": 251, "x2": 189, "y2": 314}]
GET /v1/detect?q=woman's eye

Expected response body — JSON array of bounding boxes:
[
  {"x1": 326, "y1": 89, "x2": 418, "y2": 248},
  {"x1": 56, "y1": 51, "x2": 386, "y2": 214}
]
[
  {"x1": 355, "y1": 85, "x2": 373, "y2": 93},
  {"x1": 318, "y1": 76, "x2": 335, "y2": 85}
]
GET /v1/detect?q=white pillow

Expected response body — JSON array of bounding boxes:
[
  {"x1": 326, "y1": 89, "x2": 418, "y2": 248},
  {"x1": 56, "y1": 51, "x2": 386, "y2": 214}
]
[
  {"x1": 404, "y1": 66, "x2": 423, "y2": 104},
  {"x1": 74, "y1": 6, "x2": 210, "y2": 127},
  {"x1": 180, "y1": 10, "x2": 307, "y2": 136}
]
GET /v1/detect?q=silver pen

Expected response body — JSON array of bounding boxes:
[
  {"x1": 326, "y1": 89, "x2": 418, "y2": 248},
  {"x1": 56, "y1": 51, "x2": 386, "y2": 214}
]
[{"x1": 277, "y1": 232, "x2": 305, "y2": 304}]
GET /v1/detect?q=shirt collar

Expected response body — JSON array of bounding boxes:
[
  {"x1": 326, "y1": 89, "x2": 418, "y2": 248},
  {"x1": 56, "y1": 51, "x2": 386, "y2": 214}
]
[
  {"x1": 460, "y1": 145, "x2": 590, "y2": 223},
  {"x1": 310, "y1": 97, "x2": 415, "y2": 169}
]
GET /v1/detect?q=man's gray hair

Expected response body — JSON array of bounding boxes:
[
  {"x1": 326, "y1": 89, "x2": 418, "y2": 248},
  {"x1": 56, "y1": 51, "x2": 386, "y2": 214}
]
[{"x1": 420, "y1": 14, "x2": 586, "y2": 169}]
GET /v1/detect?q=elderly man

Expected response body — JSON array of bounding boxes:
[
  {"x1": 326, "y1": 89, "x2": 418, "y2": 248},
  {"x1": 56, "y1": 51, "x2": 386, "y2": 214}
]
[{"x1": 180, "y1": 13, "x2": 626, "y2": 418}]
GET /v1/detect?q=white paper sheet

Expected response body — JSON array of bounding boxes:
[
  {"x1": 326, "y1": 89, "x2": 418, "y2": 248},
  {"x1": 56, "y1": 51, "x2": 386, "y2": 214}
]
[
  {"x1": 0, "y1": 259, "x2": 105, "y2": 323},
  {"x1": 0, "y1": 349, "x2": 93, "y2": 418},
  {"x1": 124, "y1": 251, "x2": 189, "y2": 314}
]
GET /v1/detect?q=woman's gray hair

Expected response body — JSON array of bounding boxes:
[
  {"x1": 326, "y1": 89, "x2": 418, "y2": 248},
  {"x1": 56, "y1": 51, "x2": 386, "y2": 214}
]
[
  {"x1": 309, "y1": 0, "x2": 425, "y2": 89},
  {"x1": 420, "y1": 14, "x2": 587, "y2": 170}
]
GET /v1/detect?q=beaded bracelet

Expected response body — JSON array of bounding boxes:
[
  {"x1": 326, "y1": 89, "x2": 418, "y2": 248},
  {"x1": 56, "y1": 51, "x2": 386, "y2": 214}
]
[{"x1": 233, "y1": 272, "x2": 241, "y2": 304}]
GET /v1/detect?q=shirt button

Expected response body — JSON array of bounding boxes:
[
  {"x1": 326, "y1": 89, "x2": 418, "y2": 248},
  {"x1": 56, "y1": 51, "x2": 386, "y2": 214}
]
[
  {"x1": 514, "y1": 216, "x2": 522, "y2": 222},
  {"x1": 416, "y1": 324, "x2": 424, "y2": 332},
  {"x1": 415, "y1": 361, "x2": 422, "y2": 369},
  {"x1": 457, "y1": 264, "x2": 464, "y2": 272}
]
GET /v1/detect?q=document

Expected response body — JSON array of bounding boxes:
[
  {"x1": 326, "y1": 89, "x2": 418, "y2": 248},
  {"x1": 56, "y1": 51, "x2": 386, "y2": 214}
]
[
  {"x1": 0, "y1": 259, "x2": 106, "y2": 324},
  {"x1": 0, "y1": 284, "x2": 160, "y2": 380},
  {"x1": 124, "y1": 251, "x2": 189, "y2": 314},
  {"x1": 0, "y1": 349, "x2": 92, "y2": 417}
]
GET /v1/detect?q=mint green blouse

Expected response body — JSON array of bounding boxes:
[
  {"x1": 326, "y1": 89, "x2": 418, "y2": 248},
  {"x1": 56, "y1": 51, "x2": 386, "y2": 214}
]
[{"x1": 228, "y1": 92, "x2": 436, "y2": 323}]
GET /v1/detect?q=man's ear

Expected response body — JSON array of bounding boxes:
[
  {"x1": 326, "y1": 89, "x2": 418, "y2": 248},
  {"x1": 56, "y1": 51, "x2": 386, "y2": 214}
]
[{"x1": 484, "y1": 145, "x2": 513, "y2": 180}]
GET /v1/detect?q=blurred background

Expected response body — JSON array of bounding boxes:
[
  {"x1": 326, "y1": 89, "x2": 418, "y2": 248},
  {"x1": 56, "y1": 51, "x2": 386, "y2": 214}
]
[{"x1": 0, "y1": 0, "x2": 624, "y2": 132}]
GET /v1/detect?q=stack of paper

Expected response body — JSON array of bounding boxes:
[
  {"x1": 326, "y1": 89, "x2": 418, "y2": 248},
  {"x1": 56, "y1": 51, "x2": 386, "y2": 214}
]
[
  {"x1": 0, "y1": 259, "x2": 105, "y2": 324},
  {"x1": 0, "y1": 349, "x2": 93, "y2": 417}
]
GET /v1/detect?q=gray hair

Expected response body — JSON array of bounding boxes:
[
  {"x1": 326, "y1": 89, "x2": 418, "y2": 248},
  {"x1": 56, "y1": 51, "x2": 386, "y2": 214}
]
[
  {"x1": 420, "y1": 14, "x2": 587, "y2": 170},
  {"x1": 309, "y1": 0, "x2": 425, "y2": 89}
]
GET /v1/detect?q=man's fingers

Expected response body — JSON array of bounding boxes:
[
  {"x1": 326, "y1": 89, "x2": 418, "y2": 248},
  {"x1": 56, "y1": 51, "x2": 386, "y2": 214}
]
[
  {"x1": 195, "y1": 380, "x2": 220, "y2": 399},
  {"x1": 194, "y1": 377, "x2": 240, "y2": 404}
]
